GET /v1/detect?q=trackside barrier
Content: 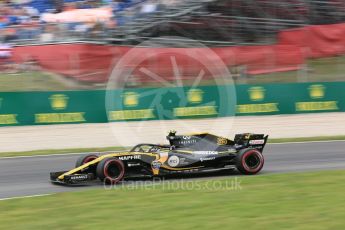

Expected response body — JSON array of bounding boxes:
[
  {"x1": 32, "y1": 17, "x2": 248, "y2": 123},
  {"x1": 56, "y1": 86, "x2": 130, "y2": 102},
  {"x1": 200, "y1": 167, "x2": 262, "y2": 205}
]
[{"x1": 0, "y1": 82, "x2": 344, "y2": 126}]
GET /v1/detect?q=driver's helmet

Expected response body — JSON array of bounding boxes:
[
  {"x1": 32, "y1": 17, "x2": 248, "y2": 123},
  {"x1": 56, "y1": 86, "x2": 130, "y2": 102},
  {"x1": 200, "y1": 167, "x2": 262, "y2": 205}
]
[{"x1": 168, "y1": 130, "x2": 176, "y2": 137}]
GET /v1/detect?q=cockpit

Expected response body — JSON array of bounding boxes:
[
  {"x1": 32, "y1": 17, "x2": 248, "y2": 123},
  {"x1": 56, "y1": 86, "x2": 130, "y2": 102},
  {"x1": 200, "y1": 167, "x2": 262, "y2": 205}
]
[{"x1": 130, "y1": 144, "x2": 170, "y2": 153}]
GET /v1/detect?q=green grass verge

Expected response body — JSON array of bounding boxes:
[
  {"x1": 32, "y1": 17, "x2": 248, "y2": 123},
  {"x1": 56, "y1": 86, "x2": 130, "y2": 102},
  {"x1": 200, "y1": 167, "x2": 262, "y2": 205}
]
[
  {"x1": 0, "y1": 56, "x2": 344, "y2": 91},
  {"x1": 1, "y1": 135, "x2": 344, "y2": 158},
  {"x1": 0, "y1": 71, "x2": 72, "y2": 91},
  {"x1": 244, "y1": 55, "x2": 345, "y2": 84},
  {"x1": 1, "y1": 170, "x2": 345, "y2": 229},
  {"x1": 268, "y1": 135, "x2": 345, "y2": 143},
  {"x1": 0, "y1": 146, "x2": 128, "y2": 158}
]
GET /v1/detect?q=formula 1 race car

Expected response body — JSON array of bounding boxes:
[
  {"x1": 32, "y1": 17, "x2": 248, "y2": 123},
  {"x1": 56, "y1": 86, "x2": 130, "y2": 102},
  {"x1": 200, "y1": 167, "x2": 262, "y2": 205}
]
[{"x1": 50, "y1": 131, "x2": 268, "y2": 185}]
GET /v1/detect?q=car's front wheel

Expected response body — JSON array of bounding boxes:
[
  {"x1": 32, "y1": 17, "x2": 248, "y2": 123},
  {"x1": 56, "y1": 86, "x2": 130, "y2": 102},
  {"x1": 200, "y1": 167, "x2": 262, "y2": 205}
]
[
  {"x1": 75, "y1": 154, "x2": 99, "y2": 174},
  {"x1": 236, "y1": 148, "x2": 264, "y2": 175},
  {"x1": 96, "y1": 158, "x2": 125, "y2": 184}
]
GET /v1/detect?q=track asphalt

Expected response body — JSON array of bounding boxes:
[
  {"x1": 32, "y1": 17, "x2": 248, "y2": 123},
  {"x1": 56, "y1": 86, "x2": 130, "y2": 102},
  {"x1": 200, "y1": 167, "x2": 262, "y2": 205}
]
[{"x1": 0, "y1": 141, "x2": 344, "y2": 199}]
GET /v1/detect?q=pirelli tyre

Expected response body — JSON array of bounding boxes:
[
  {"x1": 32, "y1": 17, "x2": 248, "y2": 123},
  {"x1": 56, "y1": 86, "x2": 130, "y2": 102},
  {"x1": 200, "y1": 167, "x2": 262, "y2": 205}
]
[
  {"x1": 75, "y1": 154, "x2": 99, "y2": 174},
  {"x1": 236, "y1": 148, "x2": 264, "y2": 175},
  {"x1": 96, "y1": 158, "x2": 125, "y2": 184}
]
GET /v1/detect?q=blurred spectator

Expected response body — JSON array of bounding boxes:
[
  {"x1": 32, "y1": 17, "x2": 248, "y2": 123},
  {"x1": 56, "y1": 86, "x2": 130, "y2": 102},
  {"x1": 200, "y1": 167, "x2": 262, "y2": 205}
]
[
  {"x1": 39, "y1": 24, "x2": 55, "y2": 42},
  {"x1": 140, "y1": 0, "x2": 157, "y2": 14},
  {"x1": 0, "y1": 43, "x2": 12, "y2": 59},
  {"x1": 0, "y1": 0, "x2": 343, "y2": 45},
  {"x1": 0, "y1": 0, "x2": 162, "y2": 43},
  {"x1": 1, "y1": 27, "x2": 18, "y2": 42},
  {"x1": 0, "y1": 42, "x2": 14, "y2": 72},
  {"x1": 53, "y1": 0, "x2": 64, "y2": 13}
]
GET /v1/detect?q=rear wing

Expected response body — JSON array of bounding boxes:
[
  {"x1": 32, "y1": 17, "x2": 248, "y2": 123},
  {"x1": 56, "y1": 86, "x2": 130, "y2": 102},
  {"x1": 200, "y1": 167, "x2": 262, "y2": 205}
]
[{"x1": 234, "y1": 133, "x2": 269, "y2": 152}]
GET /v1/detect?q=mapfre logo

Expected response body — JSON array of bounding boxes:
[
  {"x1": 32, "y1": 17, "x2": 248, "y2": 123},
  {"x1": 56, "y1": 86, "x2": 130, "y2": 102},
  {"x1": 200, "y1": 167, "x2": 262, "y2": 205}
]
[{"x1": 118, "y1": 155, "x2": 141, "y2": 161}]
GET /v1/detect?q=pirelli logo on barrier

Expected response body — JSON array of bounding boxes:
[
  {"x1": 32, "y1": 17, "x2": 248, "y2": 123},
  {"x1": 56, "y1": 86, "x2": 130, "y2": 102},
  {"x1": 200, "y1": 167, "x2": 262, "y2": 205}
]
[{"x1": 295, "y1": 85, "x2": 339, "y2": 112}]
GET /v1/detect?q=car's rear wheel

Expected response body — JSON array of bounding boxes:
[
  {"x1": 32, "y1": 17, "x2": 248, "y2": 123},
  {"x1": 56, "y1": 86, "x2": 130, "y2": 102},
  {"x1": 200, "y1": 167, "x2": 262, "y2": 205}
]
[
  {"x1": 75, "y1": 154, "x2": 99, "y2": 174},
  {"x1": 96, "y1": 158, "x2": 125, "y2": 184},
  {"x1": 236, "y1": 148, "x2": 264, "y2": 175}
]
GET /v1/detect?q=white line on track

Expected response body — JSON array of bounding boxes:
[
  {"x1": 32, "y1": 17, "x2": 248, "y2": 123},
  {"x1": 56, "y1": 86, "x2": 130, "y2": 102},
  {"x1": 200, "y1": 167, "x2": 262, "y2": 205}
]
[
  {"x1": 0, "y1": 140, "x2": 344, "y2": 160},
  {"x1": 269, "y1": 139, "x2": 345, "y2": 145},
  {"x1": 0, "y1": 193, "x2": 52, "y2": 201},
  {"x1": 0, "y1": 150, "x2": 122, "y2": 160},
  {"x1": 0, "y1": 152, "x2": 90, "y2": 160}
]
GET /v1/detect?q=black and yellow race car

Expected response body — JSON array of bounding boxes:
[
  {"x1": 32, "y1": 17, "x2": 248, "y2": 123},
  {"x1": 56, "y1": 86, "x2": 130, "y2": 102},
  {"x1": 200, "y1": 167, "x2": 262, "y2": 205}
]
[{"x1": 50, "y1": 131, "x2": 268, "y2": 185}]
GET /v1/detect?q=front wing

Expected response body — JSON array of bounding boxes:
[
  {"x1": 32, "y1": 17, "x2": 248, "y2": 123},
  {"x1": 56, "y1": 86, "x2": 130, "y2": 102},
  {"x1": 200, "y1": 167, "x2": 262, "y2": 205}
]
[{"x1": 50, "y1": 171, "x2": 96, "y2": 185}]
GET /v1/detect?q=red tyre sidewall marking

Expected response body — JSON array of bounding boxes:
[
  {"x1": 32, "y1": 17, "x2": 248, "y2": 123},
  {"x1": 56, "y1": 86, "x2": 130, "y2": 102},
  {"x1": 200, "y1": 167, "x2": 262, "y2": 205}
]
[
  {"x1": 103, "y1": 159, "x2": 125, "y2": 184},
  {"x1": 83, "y1": 156, "x2": 97, "y2": 164},
  {"x1": 242, "y1": 150, "x2": 264, "y2": 173}
]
